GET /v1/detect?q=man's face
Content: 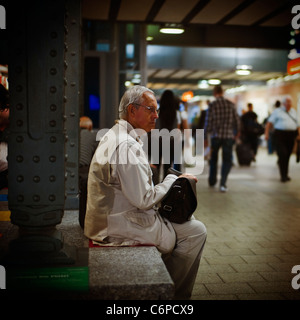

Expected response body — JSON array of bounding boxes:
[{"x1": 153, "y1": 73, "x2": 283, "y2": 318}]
[
  {"x1": 284, "y1": 98, "x2": 292, "y2": 111},
  {"x1": 128, "y1": 92, "x2": 158, "y2": 132}
]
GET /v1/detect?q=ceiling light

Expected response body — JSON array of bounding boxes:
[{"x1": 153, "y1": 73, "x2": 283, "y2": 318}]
[
  {"x1": 159, "y1": 24, "x2": 185, "y2": 34},
  {"x1": 131, "y1": 78, "x2": 141, "y2": 84},
  {"x1": 208, "y1": 79, "x2": 221, "y2": 85},
  {"x1": 236, "y1": 64, "x2": 252, "y2": 70},
  {"x1": 236, "y1": 69, "x2": 251, "y2": 75},
  {"x1": 198, "y1": 80, "x2": 209, "y2": 89},
  {"x1": 235, "y1": 64, "x2": 252, "y2": 76},
  {"x1": 159, "y1": 28, "x2": 185, "y2": 34}
]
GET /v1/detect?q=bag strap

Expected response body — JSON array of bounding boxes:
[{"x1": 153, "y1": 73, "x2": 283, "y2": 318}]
[{"x1": 285, "y1": 110, "x2": 297, "y2": 124}]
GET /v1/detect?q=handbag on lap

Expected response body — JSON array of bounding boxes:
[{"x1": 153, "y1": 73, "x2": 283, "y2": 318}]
[{"x1": 158, "y1": 168, "x2": 197, "y2": 224}]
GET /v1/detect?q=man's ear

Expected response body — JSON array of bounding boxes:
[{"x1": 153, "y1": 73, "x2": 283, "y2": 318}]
[{"x1": 128, "y1": 104, "x2": 135, "y2": 116}]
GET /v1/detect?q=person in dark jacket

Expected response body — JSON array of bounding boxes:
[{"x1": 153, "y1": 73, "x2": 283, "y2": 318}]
[{"x1": 240, "y1": 103, "x2": 263, "y2": 160}]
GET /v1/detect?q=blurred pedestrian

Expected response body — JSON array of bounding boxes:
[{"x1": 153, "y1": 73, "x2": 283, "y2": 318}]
[
  {"x1": 177, "y1": 100, "x2": 192, "y2": 168},
  {"x1": 264, "y1": 100, "x2": 281, "y2": 154},
  {"x1": 240, "y1": 103, "x2": 264, "y2": 161},
  {"x1": 204, "y1": 85, "x2": 240, "y2": 192},
  {"x1": 155, "y1": 90, "x2": 181, "y2": 179},
  {"x1": 265, "y1": 97, "x2": 300, "y2": 182},
  {"x1": 198, "y1": 100, "x2": 210, "y2": 130}
]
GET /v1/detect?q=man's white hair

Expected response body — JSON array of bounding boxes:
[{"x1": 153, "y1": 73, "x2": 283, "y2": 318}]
[
  {"x1": 118, "y1": 85, "x2": 154, "y2": 119},
  {"x1": 282, "y1": 96, "x2": 292, "y2": 106}
]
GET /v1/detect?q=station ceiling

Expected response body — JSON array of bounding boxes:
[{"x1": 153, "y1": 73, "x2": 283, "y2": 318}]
[{"x1": 82, "y1": 0, "x2": 297, "y2": 94}]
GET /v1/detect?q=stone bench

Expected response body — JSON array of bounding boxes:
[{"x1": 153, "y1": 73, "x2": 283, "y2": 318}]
[
  {"x1": 87, "y1": 246, "x2": 174, "y2": 299},
  {"x1": 57, "y1": 210, "x2": 175, "y2": 299}
]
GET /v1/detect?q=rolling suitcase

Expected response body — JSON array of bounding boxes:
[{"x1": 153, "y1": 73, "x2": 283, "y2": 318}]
[{"x1": 236, "y1": 143, "x2": 254, "y2": 166}]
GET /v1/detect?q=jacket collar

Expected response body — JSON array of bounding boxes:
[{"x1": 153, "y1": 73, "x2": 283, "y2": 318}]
[{"x1": 117, "y1": 119, "x2": 144, "y2": 145}]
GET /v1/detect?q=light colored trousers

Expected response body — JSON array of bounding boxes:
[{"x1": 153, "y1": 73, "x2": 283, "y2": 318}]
[{"x1": 162, "y1": 217, "x2": 207, "y2": 299}]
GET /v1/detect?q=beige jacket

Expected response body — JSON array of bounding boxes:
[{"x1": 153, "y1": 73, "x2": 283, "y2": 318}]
[{"x1": 84, "y1": 120, "x2": 177, "y2": 253}]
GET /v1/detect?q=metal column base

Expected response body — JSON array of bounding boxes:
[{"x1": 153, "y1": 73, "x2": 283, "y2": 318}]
[{"x1": 2, "y1": 228, "x2": 75, "y2": 266}]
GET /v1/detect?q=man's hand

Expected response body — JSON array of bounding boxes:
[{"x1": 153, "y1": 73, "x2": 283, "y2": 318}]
[{"x1": 179, "y1": 173, "x2": 198, "y2": 183}]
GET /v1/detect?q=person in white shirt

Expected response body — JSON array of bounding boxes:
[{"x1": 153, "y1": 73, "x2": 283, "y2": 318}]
[
  {"x1": 84, "y1": 85, "x2": 207, "y2": 299},
  {"x1": 265, "y1": 97, "x2": 300, "y2": 182}
]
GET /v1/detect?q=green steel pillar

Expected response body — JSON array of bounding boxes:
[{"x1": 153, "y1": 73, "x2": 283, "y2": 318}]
[{"x1": 6, "y1": 0, "x2": 81, "y2": 265}]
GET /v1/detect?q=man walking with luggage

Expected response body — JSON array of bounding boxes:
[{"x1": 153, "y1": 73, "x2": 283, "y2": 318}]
[{"x1": 204, "y1": 85, "x2": 240, "y2": 192}]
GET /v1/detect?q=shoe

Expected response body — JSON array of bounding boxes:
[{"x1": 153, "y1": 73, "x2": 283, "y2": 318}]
[
  {"x1": 220, "y1": 185, "x2": 228, "y2": 192},
  {"x1": 281, "y1": 176, "x2": 291, "y2": 182},
  {"x1": 208, "y1": 180, "x2": 216, "y2": 187}
]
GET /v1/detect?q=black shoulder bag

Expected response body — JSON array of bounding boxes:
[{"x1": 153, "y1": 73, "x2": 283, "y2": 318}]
[{"x1": 158, "y1": 168, "x2": 197, "y2": 224}]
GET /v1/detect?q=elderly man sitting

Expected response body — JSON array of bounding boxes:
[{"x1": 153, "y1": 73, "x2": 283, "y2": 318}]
[{"x1": 84, "y1": 85, "x2": 206, "y2": 299}]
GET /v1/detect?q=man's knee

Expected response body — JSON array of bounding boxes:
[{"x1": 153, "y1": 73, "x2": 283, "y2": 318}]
[
  {"x1": 189, "y1": 219, "x2": 207, "y2": 237},
  {"x1": 193, "y1": 220, "x2": 207, "y2": 245},
  {"x1": 173, "y1": 219, "x2": 207, "y2": 255}
]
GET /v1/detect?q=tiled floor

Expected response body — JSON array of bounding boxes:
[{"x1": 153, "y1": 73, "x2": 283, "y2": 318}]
[{"x1": 191, "y1": 146, "x2": 300, "y2": 300}]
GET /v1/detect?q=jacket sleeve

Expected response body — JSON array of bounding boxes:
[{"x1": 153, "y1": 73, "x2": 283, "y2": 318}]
[{"x1": 116, "y1": 140, "x2": 177, "y2": 210}]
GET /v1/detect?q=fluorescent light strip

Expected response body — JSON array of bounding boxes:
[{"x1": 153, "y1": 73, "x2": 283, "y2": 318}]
[{"x1": 159, "y1": 28, "x2": 184, "y2": 34}]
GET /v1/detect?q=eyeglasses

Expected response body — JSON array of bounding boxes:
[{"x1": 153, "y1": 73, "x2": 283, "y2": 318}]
[{"x1": 133, "y1": 103, "x2": 158, "y2": 114}]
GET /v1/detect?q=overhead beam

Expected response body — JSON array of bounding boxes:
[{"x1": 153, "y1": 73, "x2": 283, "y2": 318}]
[
  {"x1": 109, "y1": 0, "x2": 122, "y2": 21},
  {"x1": 217, "y1": 0, "x2": 256, "y2": 25},
  {"x1": 252, "y1": 0, "x2": 295, "y2": 26},
  {"x1": 181, "y1": 0, "x2": 211, "y2": 25},
  {"x1": 146, "y1": 0, "x2": 166, "y2": 22}
]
